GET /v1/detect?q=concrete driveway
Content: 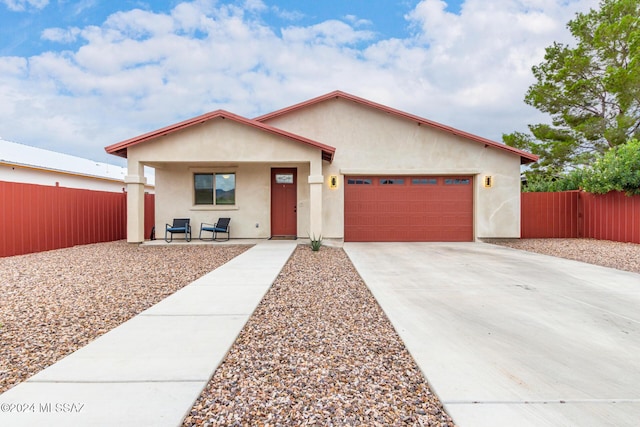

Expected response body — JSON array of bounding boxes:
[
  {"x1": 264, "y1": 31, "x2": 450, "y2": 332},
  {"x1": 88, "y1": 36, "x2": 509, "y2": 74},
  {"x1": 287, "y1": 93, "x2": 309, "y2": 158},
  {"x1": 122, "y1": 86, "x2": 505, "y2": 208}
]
[{"x1": 343, "y1": 242, "x2": 640, "y2": 427}]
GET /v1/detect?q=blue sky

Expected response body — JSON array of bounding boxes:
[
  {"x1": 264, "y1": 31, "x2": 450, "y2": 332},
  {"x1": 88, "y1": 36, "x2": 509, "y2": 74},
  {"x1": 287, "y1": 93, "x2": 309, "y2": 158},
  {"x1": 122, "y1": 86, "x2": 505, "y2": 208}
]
[
  {"x1": 0, "y1": 0, "x2": 597, "y2": 165},
  {"x1": 2, "y1": 1, "x2": 465, "y2": 57}
]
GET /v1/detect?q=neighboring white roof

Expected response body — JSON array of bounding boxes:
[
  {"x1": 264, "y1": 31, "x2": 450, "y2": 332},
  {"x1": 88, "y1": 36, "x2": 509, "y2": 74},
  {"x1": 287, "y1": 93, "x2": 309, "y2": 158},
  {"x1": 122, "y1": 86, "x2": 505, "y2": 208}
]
[{"x1": 0, "y1": 139, "x2": 154, "y2": 185}]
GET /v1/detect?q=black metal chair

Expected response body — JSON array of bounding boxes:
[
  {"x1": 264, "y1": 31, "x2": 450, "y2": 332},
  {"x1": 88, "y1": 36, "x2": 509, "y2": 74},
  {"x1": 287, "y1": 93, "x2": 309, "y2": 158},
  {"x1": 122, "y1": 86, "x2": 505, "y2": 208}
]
[
  {"x1": 165, "y1": 218, "x2": 191, "y2": 242},
  {"x1": 199, "y1": 217, "x2": 231, "y2": 241}
]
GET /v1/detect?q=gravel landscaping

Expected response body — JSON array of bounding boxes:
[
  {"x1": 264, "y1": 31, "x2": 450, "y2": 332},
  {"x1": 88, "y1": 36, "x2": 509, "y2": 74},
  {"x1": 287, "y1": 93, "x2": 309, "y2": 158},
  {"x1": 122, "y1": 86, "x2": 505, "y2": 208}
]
[
  {"x1": 483, "y1": 238, "x2": 640, "y2": 274},
  {"x1": 183, "y1": 245, "x2": 454, "y2": 427},
  {"x1": 0, "y1": 241, "x2": 249, "y2": 394},
  {"x1": 2, "y1": 238, "x2": 638, "y2": 425}
]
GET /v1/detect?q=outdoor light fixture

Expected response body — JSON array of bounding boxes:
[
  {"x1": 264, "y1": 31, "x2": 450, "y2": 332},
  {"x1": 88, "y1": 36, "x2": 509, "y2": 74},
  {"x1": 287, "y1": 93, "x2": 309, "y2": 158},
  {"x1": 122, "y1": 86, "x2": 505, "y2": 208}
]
[
  {"x1": 329, "y1": 175, "x2": 338, "y2": 189},
  {"x1": 484, "y1": 175, "x2": 493, "y2": 188}
]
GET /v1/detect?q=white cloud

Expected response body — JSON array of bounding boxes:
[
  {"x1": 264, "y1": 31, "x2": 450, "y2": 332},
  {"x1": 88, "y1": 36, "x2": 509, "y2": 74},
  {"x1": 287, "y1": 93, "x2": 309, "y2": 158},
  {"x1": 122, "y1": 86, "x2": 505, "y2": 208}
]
[
  {"x1": 1, "y1": 0, "x2": 48, "y2": 11},
  {"x1": 0, "y1": 0, "x2": 602, "y2": 164},
  {"x1": 344, "y1": 14, "x2": 373, "y2": 28},
  {"x1": 399, "y1": 0, "x2": 599, "y2": 125},
  {"x1": 103, "y1": 9, "x2": 176, "y2": 39},
  {"x1": 41, "y1": 27, "x2": 82, "y2": 43},
  {"x1": 0, "y1": 56, "x2": 27, "y2": 75},
  {"x1": 242, "y1": 0, "x2": 266, "y2": 12},
  {"x1": 282, "y1": 20, "x2": 375, "y2": 46},
  {"x1": 69, "y1": 0, "x2": 97, "y2": 16},
  {"x1": 270, "y1": 6, "x2": 304, "y2": 21}
]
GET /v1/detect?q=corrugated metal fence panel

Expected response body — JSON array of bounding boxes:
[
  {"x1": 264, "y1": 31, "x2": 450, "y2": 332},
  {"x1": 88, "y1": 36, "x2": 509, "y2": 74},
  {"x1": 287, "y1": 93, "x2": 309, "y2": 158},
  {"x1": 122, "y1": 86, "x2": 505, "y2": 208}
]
[
  {"x1": 581, "y1": 191, "x2": 640, "y2": 244},
  {"x1": 521, "y1": 191, "x2": 579, "y2": 238},
  {"x1": 521, "y1": 191, "x2": 640, "y2": 243},
  {"x1": 0, "y1": 181, "x2": 127, "y2": 258}
]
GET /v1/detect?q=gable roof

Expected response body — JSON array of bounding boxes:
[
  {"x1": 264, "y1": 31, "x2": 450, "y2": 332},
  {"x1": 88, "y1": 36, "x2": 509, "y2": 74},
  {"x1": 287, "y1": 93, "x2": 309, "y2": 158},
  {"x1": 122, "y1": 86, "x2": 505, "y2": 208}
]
[
  {"x1": 255, "y1": 90, "x2": 539, "y2": 164},
  {"x1": 105, "y1": 110, "x2": 336, "y2": 162}
]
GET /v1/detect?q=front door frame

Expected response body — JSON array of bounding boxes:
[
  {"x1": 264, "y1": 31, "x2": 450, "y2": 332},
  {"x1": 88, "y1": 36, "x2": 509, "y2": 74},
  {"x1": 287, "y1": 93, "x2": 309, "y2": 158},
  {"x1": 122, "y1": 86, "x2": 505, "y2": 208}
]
[{"x1": 271, "y1": 168, "x2": 297, "y2": 237}]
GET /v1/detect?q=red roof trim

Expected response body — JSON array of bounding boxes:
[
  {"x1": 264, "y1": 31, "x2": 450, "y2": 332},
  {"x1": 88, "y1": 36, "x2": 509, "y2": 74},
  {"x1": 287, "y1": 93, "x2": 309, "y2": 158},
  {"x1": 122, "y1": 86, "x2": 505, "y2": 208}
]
[
  {"x1": 255, "y1": 90, "x2": 539, "y2": 164},
  {"x1": 105, "y1": 110, "x2": 336, "y2": 162}
]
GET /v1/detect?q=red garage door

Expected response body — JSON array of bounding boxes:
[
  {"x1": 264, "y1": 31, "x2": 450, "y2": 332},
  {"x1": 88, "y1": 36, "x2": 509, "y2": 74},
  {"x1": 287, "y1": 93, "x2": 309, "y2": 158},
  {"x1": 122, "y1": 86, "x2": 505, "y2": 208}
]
[{"x1": 344, "y1": 176, "x2": 473, "y2": 242}]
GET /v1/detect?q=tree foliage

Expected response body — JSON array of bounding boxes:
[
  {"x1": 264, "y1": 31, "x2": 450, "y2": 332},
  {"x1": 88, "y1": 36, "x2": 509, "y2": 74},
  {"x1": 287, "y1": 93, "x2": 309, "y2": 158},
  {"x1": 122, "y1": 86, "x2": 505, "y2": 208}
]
[
  {"x1": 522, "y1": 139, "x2": 640, "y2": 195},
  {"x1": 522, "y1": 168, "x2": 585, "y2": 192},
  {"x1": 582, "y1": 138, "x2": 640, "y2": 195},
  {"x1": 505, "y1": 0, "x2": 640, "y2": 177}
]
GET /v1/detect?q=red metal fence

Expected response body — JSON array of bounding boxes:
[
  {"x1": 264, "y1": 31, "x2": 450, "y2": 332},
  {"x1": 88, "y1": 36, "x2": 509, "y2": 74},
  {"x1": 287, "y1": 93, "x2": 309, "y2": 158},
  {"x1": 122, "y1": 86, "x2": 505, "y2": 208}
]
[
  {"x1": 521, "y1": 191, "x2": 640, "y2": 244},
  {"x1": 1, "y1": 181, "x2": 155, "y2": 257},
  {"x1": 520, "y1": 191, "x2": 580, "y2": 238},
  {"x1": 4, "y1": 182, "x2": 637, "y2": 256},
  {"x1": 581, "y1": 191, "x2": 640, "y2": 243}
]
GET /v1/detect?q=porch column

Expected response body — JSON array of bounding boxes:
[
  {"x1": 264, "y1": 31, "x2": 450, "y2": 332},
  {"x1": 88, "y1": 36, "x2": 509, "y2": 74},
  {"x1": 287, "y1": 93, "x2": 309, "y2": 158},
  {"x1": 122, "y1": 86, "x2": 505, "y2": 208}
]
[
  {"x1": 125, "y1": 161, "x2": 146, "y2": 243},
  {"x1": 308, "y1": 157, "x2": 323, "y2": 238}
]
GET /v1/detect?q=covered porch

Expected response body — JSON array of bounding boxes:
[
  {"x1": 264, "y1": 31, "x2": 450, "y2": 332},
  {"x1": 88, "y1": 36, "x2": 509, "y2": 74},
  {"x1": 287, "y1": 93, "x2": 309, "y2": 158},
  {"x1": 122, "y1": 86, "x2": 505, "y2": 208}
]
[
  {"x1": 105, "y1": 110, "x2": 335, "y2": 244},
  {"x1": 125, "y1": 160, "x2": 327, "y2": 243}
]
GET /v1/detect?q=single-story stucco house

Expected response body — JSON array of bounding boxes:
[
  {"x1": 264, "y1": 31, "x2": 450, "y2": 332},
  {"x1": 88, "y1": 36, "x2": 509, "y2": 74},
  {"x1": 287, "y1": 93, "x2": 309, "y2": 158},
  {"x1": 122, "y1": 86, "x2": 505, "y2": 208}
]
[{"x1": 105, "y1": 90, "x2": 538, "y2": 243}]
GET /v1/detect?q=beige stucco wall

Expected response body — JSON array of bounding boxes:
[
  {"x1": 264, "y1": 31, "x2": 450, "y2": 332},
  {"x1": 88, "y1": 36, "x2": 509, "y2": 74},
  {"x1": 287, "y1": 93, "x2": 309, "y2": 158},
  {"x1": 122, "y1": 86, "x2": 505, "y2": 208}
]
[
  {"x1": 123, "y1": 98, "x2": 524, "y2": 241},
  {"x1": 154, "y1": 162, "x2": 311, "y2": 239},
  {"x1": 262, "y1": 98, "x2": 523, "y2": 239},
  {"x1": 126, "y1": 118, "x2": 320, "y2": 239}
]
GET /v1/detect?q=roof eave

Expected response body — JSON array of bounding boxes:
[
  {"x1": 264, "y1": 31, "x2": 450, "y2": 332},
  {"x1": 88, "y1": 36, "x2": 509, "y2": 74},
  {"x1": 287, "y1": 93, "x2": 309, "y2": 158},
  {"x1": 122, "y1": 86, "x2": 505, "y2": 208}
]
[
  {"x1": 104, "y1": 110, "x2": 224, "y2": 158},
  {"x1": 256, "y1": 90, "x2": 538, "y2": 165},
  {"x1": 105, "y1": 110, "x2": 336, "y2": 163},
  {"x1": 107, "y1": 148, "x2": 128, "y2": 158}
]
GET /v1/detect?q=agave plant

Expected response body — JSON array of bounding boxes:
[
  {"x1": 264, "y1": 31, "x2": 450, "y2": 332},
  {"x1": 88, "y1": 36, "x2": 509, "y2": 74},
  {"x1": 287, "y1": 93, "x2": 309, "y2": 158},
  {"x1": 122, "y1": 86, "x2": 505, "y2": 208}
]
[{"x1": 309, "y1": 234, "x2": 323, "y2": 251}]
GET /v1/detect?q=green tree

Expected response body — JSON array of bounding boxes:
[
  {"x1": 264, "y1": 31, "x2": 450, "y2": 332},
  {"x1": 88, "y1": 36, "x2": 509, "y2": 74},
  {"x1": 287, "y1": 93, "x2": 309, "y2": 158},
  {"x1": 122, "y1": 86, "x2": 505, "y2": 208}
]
[
  {"x1": 522, "y1": 139, "x2": 640, "y2": 194},
  {"x1": 504, "y1": 0, "x2": 640, "y2": 178},
  {"x1": 521, "y1": 168, "x2": 585, "y2": 192},
  {"x1": 582, "y1": 138, "x2": 640, "y2": 195}
]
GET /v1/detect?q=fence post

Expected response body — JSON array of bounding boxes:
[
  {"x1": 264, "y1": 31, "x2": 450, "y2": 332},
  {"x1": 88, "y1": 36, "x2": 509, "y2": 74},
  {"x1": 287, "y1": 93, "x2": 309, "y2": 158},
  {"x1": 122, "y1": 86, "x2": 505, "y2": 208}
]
[{"x1": 577, "y1": 191, "x2": 583, "y2": 238}]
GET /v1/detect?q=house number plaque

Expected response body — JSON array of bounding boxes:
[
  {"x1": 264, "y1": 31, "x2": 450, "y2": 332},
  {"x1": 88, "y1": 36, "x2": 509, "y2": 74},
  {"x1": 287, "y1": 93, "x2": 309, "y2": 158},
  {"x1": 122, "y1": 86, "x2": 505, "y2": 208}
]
[{"x1": 275, "y1": 174, "x2": 294, "y2": 184}]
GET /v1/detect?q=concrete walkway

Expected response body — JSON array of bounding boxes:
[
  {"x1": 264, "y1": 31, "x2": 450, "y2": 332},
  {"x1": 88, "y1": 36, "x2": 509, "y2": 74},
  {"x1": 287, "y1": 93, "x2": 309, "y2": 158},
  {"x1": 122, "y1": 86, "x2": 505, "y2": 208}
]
[
  {"x1": 344, "y1": 242, "x2": 640, "y2": 427},
  {"x1": 0, "y1": 240, "x2": 297, "y2": 427}
]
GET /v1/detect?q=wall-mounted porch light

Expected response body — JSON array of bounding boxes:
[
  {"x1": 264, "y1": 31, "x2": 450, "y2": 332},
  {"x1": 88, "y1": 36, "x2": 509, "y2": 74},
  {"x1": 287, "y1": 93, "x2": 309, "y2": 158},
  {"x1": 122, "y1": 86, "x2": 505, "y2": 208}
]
[
  {"x1": 484, "y1": 175, "x2": 493, "y2": 188},
  {"x1": 329, "y1": 175, "x2": 338, "y2": 189}
]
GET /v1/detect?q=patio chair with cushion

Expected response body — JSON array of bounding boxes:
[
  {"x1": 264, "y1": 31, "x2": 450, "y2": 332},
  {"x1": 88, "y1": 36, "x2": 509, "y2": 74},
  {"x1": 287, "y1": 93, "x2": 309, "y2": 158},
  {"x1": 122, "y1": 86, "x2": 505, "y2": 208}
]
[
  {"x1": 165, "y1": 218, "x2": 191, "y2": 242},
  {"x1": 199, "y1": 217, "x2": 231, "y2": 241}
]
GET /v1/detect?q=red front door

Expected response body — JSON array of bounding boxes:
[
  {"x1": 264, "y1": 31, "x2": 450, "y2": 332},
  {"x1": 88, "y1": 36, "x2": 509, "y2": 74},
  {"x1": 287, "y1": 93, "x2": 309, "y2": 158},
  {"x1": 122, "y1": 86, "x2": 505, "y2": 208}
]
[{"x1": 271, "y1": 168, "x2": 297, "y2": 237}]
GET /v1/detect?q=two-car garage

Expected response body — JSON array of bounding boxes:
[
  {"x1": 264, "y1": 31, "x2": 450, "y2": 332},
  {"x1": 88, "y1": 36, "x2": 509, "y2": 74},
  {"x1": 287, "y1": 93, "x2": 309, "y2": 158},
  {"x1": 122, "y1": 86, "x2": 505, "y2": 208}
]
[{"x1": 344, "y1": 175, "x2": 473, "y2": 242}]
